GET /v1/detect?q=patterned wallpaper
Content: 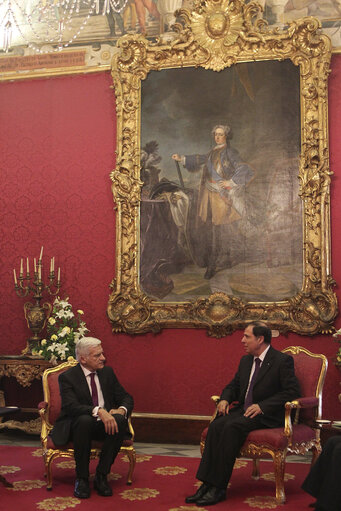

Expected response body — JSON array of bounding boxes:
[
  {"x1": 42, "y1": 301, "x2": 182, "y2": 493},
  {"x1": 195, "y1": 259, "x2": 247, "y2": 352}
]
[
  {"x1": 1, "y1": 65, "x2": 341, "y2": 418},
  {"x1": 0, "y1": 73, "x2": 116, "y2": 350}
]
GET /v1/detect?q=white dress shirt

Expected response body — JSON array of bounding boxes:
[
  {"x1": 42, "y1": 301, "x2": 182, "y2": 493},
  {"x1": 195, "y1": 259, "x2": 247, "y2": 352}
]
[
  {"x1": 80, "y1": 365, "x2": 105, "y2": 417},
  {"x1": 80, "y1": 364, "x2": 127, "y2": 418}
]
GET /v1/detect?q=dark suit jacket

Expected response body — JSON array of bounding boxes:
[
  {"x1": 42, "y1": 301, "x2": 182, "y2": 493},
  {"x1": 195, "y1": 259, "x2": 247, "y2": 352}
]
[
  {"x1": 51, "y1": 364, "x2": 134, "y2": 446},
  {"x1": 220, "y1": 346, "x2": 300, "y2": 428}
]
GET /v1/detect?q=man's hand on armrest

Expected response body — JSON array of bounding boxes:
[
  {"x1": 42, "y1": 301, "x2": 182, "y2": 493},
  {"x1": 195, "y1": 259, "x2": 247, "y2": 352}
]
[{"x1": 217, "y1": 400, "x2": 229, "y2": 416}]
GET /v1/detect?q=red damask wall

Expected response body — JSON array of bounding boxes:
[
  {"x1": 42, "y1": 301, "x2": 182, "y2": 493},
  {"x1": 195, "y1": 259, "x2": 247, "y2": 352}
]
[{"x1": 0, "y1": 58, "x2": 341, "y2": 420}]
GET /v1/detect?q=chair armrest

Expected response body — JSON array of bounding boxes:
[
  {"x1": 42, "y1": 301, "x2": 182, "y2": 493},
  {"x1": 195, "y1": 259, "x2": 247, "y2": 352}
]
[
  {"x1": 285, "y1": 396, "x2": 319, "y2": 410},
  {"x1": 38, "y1": 401, "x2": 48, "y2": 411},
  {"x1": 210, "y1": 396, "x2": 239, "y2": 407},
  {"x1": 285, "y1": 396, "x2": 319, "y2": 423},
  {"x1": 127, "y1": 416, "x2": 135, "y2": 441},
  {"x1": 38, "y1": 401, "x2": 51, "y2": 445},
  {"x1": 293, "y1": 397, "x2": 319, "y2": 408},
  {"x1": 209, "y1": 395, "x2": 239, "y2": 422},
  {"x1": 209, "y1": 396, "x2": 220, "y2": 422},
  {"x1": 284, "y1": 396, "x2": 320, "y2": 440}
]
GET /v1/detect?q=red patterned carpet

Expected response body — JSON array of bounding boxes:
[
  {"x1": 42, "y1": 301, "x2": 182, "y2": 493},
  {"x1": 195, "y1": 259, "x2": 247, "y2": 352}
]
[{"x1": 0, "y1": 446, "x2": 315, "y2": 510}]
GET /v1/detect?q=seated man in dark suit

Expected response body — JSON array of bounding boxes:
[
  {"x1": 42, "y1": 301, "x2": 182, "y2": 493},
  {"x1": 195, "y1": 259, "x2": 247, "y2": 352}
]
[
  {"x1": 51, "y1": 337, "x2": 133, "y2": 499},
  {"x1": 185, "y1": 322, "x2": 300, "y2": 506},
  {"x1": 302, "y1": 435, "x2": 341, "y2": 511}
]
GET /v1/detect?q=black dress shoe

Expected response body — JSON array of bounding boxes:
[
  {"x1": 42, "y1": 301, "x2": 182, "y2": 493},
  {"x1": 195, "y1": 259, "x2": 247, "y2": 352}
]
[
  {"x1": 185, "y1": 482, "x2": 211, "y2": 503},
  {"x1": 308, "y1": 502, "x2": 325, "y2": 511},
  {"x1": 94, "y1": 472, "x2": 112, "y2": 497},
  {"x1": 196, "y1": 486, "x2": 226, "y2": 506},
  {"x1": 74, "y1": 478, "x2": 90, "y2": 499}
]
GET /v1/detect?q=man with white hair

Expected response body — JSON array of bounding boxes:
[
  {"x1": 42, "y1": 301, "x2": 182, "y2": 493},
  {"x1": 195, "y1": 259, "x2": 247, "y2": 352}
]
[{"x1": 51, "y1": 337, "x2": 133, "y2": 499}]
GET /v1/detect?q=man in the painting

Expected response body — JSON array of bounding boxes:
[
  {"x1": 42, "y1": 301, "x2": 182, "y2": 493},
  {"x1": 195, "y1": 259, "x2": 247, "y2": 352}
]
[
  {"x1": 172, "y1": 124, "x2": 254, "y2": 279},
  {"x1": 98, "y1": 0, "x2": 126, "y2": 36},
  {"x1": 133, "y1": 0, "x2": 160, "y2": 34},
  {"x1": 185, "y1": 322, "x2": 300, "y2": 507}
]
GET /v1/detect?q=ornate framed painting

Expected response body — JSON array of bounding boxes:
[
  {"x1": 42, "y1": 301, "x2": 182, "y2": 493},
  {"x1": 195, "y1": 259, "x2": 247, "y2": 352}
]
[{"x1": 107, "y1": 0, "x2": 338, "y2": 337}]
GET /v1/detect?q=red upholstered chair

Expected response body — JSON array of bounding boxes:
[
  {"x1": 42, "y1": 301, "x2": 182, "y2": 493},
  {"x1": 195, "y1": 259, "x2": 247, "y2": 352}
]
[
  {"x1": 200, "y1": 346, "x2": 328, "y2": 504},
  {"x1": 39, "y1": 359, "x2": 136, "y2": 490}
]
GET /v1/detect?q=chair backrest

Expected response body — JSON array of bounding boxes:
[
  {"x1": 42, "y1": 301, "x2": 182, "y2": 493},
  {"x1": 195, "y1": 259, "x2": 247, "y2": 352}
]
[
  {"x1": 42, "y1": 359, "x2": 78, "y2": 428},
  {"x1": 282, "y1": 346, "x2": 328, "y2": 422}
]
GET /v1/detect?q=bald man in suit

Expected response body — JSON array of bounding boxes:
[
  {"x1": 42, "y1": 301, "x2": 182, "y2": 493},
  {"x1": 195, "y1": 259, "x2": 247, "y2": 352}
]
[
  {"x1": 185, "y1": 322, "x2": 300, "y2": 506},
  {"x1": 51, "y1": 337, "x2": 133, "y2": 499}
]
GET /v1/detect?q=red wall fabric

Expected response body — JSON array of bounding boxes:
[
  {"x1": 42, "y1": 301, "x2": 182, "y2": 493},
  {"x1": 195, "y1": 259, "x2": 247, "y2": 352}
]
[{"x1": 0, "y1": 62, "x2": 340, "y2": 420}]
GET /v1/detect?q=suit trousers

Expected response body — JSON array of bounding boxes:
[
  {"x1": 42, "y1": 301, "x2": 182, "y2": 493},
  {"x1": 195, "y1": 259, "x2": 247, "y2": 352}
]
[
  {"x1": 72, "y1": 413, "x2": 127, "y2": 479},
  {"x1": 302, "y1": 435, "x2": 341, "y2": 511},
  {"x1": 197, "y1": 407, "x2": 266, "y2": 489}
]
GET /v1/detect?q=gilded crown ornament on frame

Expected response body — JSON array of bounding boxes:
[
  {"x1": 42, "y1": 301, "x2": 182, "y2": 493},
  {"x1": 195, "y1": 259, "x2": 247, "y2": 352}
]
[{"x1": 107, "y1": 0, "x2": 337, "y2": 338}]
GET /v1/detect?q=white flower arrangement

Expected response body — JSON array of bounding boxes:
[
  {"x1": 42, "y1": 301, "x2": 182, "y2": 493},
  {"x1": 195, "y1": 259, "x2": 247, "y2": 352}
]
[{"x1": 33, "y1": 297, "x2": 89, "y2": 364}]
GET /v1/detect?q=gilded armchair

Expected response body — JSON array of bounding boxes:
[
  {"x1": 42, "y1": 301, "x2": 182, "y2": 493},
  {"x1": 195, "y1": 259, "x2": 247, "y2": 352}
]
[
  {"x1": 200, "y1": 346, "x2": 328, "y2": 504},
  {"x1": 39, "y1": 359, "x2": 136, "y2": 490}
]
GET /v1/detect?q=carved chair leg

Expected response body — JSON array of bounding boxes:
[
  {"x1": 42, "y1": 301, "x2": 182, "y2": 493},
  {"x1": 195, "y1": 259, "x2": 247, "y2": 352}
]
[
  {"x1": 45, "y1": 452, "x2": 54, "y2": 491},
  {"x1": 251, "y1": 458, "x2": 260, "y2": 479},
  {"x1": 41, "y1": 449, "x2": 47, "y2": 478},
  {"x1": 124, "y1": 448, "x2": 136, "y2": 485},
  {"x1": 272, "y1": 450, "x2": 286, "y2": 504},
  {"x1": 311, "y1": 444, "x2": 321, "y2": 466}
]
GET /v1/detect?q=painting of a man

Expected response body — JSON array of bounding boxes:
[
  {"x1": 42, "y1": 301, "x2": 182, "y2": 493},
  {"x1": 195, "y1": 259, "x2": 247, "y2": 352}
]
[
  {"x1": 140, "y1": 62, "x2": 302, "y2": 302},
  {"x1": 172, "y1": 124, "x2": 254, "y2": 279}
]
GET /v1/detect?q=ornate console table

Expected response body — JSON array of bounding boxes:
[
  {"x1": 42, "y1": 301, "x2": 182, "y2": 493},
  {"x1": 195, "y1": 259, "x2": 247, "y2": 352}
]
[{"x1": 0, "y1": 356, "x2": 52, "y2": 434}]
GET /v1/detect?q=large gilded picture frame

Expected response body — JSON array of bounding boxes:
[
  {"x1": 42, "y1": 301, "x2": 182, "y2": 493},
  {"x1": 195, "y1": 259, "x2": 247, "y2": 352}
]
[{"x1": 107, "y1": 0, "x2": 338, "y2": 337}]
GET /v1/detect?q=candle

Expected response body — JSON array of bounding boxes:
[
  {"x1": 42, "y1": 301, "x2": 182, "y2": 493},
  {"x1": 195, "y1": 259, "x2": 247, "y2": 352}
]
[
  {"x1": 50, "y1": 258, "x2": 53, "y2": 274},
  {"x1": 58, "y1": 267, "x2": 61, "y2": 281},
  {"x1": 39, "y1": 246, "x2": 43, "y2": 260},
  {"x1": 20, "y1": 258, "x2": 23, "y2": 276},
  {"x1": 34, "y1": 258, "x2": 37, "y2": 274},
  {"x1": 13, "y1": 269, "x2": 17, "y2": 285},
  {"x1": 26, "y1": 257, "x2": 29, "y2": 274},
  {"x1": 52, "y1": 257, "x2": 55, "y2": 272},
  {"x1": 38, "y1": 264, "x2": 42, "y2": 281}
]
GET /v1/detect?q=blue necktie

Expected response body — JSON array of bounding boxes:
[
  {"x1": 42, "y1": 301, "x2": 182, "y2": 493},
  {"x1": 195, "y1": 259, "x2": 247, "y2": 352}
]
[{"x1": 244, "y1": 358, "x2": 261, "y2": 410}]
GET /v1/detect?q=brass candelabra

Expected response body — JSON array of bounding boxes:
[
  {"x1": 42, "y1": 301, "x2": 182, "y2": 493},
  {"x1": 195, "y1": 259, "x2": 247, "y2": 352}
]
[{"x1": 13, "y1": 246, "x2": 61, "y2": 355}]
